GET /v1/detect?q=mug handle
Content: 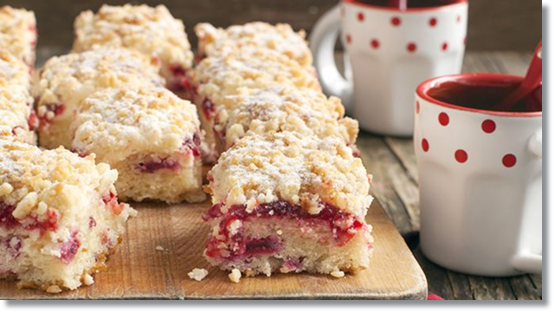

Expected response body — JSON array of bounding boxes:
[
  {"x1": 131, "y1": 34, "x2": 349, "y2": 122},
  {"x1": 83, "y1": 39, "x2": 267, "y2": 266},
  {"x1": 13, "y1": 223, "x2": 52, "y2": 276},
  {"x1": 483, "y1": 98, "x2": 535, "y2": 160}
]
[
  {"x1": 309, "y1": 4, "x2": 353, "y2": 109},
  {"x1": 511, "y1": 129, "x2": 542, "y2": 274}
]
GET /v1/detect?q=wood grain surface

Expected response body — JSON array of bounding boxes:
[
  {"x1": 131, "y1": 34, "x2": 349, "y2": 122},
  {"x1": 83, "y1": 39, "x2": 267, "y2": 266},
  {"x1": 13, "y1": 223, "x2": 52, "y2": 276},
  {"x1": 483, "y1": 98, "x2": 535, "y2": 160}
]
[{"x1": 0, "y1": 200, "x2": 427, "y2": 300}]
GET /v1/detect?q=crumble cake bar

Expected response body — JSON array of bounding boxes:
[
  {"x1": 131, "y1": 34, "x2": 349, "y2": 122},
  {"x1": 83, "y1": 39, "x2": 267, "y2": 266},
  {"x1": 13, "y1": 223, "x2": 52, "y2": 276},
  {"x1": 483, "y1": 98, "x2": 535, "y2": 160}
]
[
  {"x1": 0, "y1": 6, "x2": 37, "y2": 67},
  {"x1": 203, "y1": 131, "x2": 374, "y2": 277},
  {"x1": 73, "y1": 4, "x2": 194, "y2": 95},
  {"x1": 189, "y1": 48, "x2": 320, "y2": 160},
  {"x1": 0, "y1": 86, "x2": 37, "y2": 144},
  {"x1": 33, "y1": 48, "x2": 164, "y2": 149},
  {"x1": 0, "y1": 49, "x2": 32, "y2": 90},
  {"x1": 215, "y1": 84, "x2": 359, "y2": 155},
  {"x1": 71, "y1": 87, "x2": 205, "y2": 204},
  {"x1": 0, "y1": 138, "x2": 135, "y2": 292},
  {"x1": 195, "y1": 22, "x2": 312, "y2": 68}
]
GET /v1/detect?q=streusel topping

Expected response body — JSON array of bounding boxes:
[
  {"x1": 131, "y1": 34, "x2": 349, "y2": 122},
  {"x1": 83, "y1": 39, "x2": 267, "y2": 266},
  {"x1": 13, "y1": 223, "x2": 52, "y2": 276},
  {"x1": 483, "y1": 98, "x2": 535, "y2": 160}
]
[
  {"x1": 72, "y1": 87, "x2": 200, "y2": 164},
  {"x1": 190, "y1": 48, "x2": 320, "y2": 104},
  {"x1": 0, "y1": 49, "x2": 31, "y2": 89},
  {"x1": 195, "y1": 22, "x2": 312, "y2": 67},
  {"x1": 0, "y1": 86, "x2": 33, "y2": 119},
  {"x1": 33, "y1": 48, "x2": 164, "y2": 108},
  {"x1": 0, "y1": 6, "x2": 36, "y2": 65},
  {"x1": 219, "y1": 85, "x2": 359, "y2": 148},
  {"x1": 73, "y1": 4, "x2": 193, "y2": 78},
  {"x1": 207, "y1": 131, "x2": 372, "y2": 218},
  {"x1": 0, "y1": 138, "x2": 121, "y2": 222}
]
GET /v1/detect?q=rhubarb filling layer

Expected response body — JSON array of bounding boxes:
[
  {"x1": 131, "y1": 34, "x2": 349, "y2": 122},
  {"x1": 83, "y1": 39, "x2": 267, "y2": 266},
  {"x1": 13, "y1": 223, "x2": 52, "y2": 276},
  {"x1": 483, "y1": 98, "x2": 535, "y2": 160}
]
[{"x1": 204, "y1": 200, "x2": 370, "y2": 263}]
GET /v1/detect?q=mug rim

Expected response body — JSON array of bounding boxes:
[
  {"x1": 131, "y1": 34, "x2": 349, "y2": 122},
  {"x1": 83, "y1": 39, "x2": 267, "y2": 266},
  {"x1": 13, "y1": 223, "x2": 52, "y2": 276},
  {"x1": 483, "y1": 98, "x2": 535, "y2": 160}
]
[
  {"x1": 342, "y1": 0, "x2": 468, "y2": 13},
  {"x1": 416, "y1": 73, "x2": 542, "y2": 118}
]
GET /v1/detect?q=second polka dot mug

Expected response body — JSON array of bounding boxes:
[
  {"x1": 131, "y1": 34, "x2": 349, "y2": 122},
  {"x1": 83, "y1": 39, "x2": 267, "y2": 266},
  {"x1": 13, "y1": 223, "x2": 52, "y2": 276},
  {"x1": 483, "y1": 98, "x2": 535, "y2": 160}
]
[
  {"x1": 415, "y1": 73, "x2": 542, "y2": 276},
  {"x1": 310, "y1": 0, "x2": 468, "y2": 136}
]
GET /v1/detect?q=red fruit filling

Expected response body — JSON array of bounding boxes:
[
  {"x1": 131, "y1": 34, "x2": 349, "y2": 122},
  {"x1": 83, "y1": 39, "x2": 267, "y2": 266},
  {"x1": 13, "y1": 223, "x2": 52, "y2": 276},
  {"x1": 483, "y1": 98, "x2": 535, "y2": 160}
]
[
  {"x1": 244, "y1": 235, "x2": 282, "y2": 256},
  {"x1": 204, "y1": 200, "x2": 366, "y2": 261},
  {"x1": 282, "y1": 257, "x2": 304, "y2": 272},
  {"x1": 0, "y1": 203, "x2": 15, "y2": 227},
  {"x1": 4, "y1": 237, "x2": 22, "y2": 258},
  {"x1": 38, "y1": 103, "x2": 65, "y2": 130},
  {"x1": 201, "y1": 98, "x2": 215, "y2": 120},
  {"x1": 168, "y1": 64, "x2": 189, "y2": 92},
  {"x1": 0, "y1": 202, "x2": 59, "y2": 234},
  {"x1": 102, "y1": 192, "x2": 124, "y2": 216},
  {"x1": 136, "y1": 157, "x2": 181, "y2": 173},
  {"x1": 70, "y1": 148, "x2": 90, "y2": 158},
  {"x1": 60, "y1": 231, "x2": 81, "y2": 264},
  {"x1": 89, "y1": 216, "x2": 97, "y2": 229},
  {"x1": 27, "y1": 109, "x2": 39, "y2": 131},
  {"x1": 180, "y1": 132, "x2": 201, "y2": 157}
]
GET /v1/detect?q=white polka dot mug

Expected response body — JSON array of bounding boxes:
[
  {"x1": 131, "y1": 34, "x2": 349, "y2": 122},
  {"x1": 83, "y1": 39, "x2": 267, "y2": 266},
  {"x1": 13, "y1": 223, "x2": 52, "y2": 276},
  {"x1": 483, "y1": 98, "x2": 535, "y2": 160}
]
[
  {"x1": 310, "y1": 0, "x2": 468, "y2": 136},
  {"x1": 415, "y1": 73, "x2": 542, "y2": 276}
]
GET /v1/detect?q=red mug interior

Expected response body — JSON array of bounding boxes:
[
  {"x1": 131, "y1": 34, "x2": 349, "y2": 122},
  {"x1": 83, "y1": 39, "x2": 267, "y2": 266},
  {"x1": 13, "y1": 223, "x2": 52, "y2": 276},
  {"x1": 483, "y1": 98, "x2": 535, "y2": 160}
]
[
  {"x1": 417, "y1": 73, "x2": 542, "y2": 116},
  {"x1": 351, "y1": 0, "x2": 464, "y2": 9}
]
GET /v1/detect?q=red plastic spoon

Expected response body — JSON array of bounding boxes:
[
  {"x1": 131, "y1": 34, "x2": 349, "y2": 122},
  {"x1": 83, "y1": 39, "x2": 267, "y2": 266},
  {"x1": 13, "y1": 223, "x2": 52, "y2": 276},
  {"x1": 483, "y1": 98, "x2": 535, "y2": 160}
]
[
  {"x1": 494, "y1": 41, "x2": 542, "y2": 112},
  {"x1": 389, "y1": 0, "x2": 407, "y2": 10}
]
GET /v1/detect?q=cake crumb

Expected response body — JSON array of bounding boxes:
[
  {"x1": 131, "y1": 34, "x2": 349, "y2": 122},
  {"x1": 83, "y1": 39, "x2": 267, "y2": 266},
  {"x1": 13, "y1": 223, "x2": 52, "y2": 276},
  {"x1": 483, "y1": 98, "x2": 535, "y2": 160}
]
[
  {"x1": 46, "y1": 285, "x2": 62, "y2": 293},
  {"x1": 155, "y1": 245, "x2": 164, "y2": 251},
  {"x1": 330, "y1": 270, "x2": 345, "y2": 278},
  {"x1": 188, "y1": 268, "x2": 209, "y2": 281},
  {"x1": 276, "y1": 230, "x2": 283, "y2": 235},
  {"x1": 228, "y1": 268, "x2": 242, "y2": 283},
  {"x1": 83, "y1": 273, "x2": 95, "y2": 286}
]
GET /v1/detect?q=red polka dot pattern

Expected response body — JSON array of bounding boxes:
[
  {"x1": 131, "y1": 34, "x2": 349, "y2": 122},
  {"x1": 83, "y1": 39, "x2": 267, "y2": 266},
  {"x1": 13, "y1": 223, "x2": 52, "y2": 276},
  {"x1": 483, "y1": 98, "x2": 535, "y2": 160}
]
[
  {"x1": 371, "y1": 39, "x2": 380, "y2": 49},
  {"x1": 429, "y1": 17, "x2": 437, "y2": 27},
  {"x1": 442, "y1": 42, "x2": 448, "y2": 51},
  {"x1": 422, "y1": 139, "x2": 429, "y2": 152},
  {"x1": 391, "y1": 17, "x2": 401, "y2": 26},
  {"x1": 457, "y1": 15, "x2": 461, "y2": 23},
  {"x1": 407, "y1": 43, "x2": 417, "y2": 52},
  {"x1": 438, "y1": 112, "x2": 449, "y2": 126},
  {"x1": 502, "y1": 154, "x2": 517, "y2": 168},
  {"x1": 455, "y1": 149, "x2": 468, "y2": 163},
  {"x1": 482, "y1": 119, "x2": 496, "y2": 133},
  {"x1": 346, "y1": 34, "x2": 352, "y2": 44},
  {"x1": 357, "y1": 12, "x2": 365, "y2": 22},
  {"x1": 416, "y1": 101, "x2": 420, "y2": 114}
]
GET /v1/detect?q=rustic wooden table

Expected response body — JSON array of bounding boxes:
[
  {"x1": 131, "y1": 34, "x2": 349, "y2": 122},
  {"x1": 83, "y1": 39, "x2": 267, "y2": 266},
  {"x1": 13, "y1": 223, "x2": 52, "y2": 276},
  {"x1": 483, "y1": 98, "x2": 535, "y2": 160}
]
[
  {"x1": 35, "y1": 49, "x2": 541, "y2": 300},
  {"x1": 354, "y1": 51, "x2": 542, "y2": 300}
]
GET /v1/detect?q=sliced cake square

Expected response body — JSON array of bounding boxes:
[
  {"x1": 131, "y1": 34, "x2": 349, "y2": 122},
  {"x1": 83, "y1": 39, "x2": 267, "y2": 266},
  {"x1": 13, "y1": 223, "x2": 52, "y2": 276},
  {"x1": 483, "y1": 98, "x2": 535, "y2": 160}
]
[
  {"x1": 73, "y1": 4, "x2": 194, "y2": 96},
  {"x1": 203, "y1": 131, "x2": 374, "y2": 278},
  {"x1": 71, "y1": 87, "x2": 205, "y2": 204},
  {"x1": 0, "y1": 138, "x2": 135, "y2": 292}
]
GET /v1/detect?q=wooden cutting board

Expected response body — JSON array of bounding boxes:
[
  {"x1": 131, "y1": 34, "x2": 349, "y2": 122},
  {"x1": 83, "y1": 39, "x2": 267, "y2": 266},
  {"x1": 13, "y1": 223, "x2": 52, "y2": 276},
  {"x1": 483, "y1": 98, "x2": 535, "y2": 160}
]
[{"x1": 0, "y1": 199, "x2": 427, "y2": 300}]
